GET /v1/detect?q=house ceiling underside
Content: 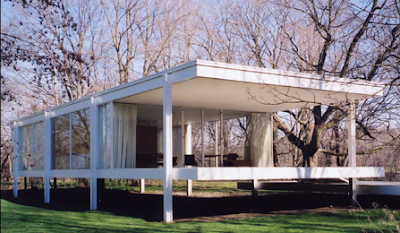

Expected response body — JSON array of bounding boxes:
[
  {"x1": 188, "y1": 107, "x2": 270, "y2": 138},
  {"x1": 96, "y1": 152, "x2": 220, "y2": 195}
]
[{"x1": 116, "y1": 77, "x2": 371, "y2": 124}]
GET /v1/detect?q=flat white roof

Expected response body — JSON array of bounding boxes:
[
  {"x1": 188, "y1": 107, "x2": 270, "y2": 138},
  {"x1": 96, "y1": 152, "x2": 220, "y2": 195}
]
[{"x1": 14, "y1": 60, "x2": 385, "y2": 125}]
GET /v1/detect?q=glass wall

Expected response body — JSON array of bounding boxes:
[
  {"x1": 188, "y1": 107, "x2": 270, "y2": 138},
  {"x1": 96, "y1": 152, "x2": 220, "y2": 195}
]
[
  {"x1": 18, "y1": 121, "x2": 45, "y2": 171},
  {"x1": 32, "y1": 121, "x2": 45, "y2": 170},
  {"x1": 19, "y1": 125, "x2": 32, "y2": 170},
  {"x1": 71, "y1": 109, "x2": 90, "y2": 169},
  {"x1": 53, "y1": 109, "x2": 90, "y2": 169},
  {"x1": 54, "y1": 114, "x2": 70, "y2": 169}
]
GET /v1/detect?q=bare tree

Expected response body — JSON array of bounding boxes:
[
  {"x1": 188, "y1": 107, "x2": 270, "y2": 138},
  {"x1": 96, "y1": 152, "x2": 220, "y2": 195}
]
[
  {"x1": 195, "y1": 0, "x2": 400, "y2": 167},
  {"x1": 2, "y1": 0, "x2": 104, "y2": 105},
  {"x1": 275, "y1": 0, "x2": 400, "y2": 166}
]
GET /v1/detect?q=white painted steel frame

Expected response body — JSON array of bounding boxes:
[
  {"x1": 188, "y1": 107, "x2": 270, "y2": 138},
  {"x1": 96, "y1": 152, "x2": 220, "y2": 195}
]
[
  {"x1": 13, "y1": 122, "x2": 19, "y2": 198},
  {"x1": 220, "y1": 110, "x2": 224, "y2": 166},
  {"x1": 201, "y1": 109, "x2": 205, "y2": 167},
  {"x1": 348, "y1": 102, "x2": 357, "y2": 205},
  {"x1": 195, "y1": 60, "x2": 384, "y2": 96},
  {"x1": 163, "y1": 73, "x2": 173, "y2": 223},
  {"x1": 44, "y1": 112, "x2": 52, "y2": 203},
  {"x1": 19, "y1": 170, "x2": 45, "y2": 177},
  {"x1": 90, "y1": 98, "x2": 99, "y2": 210},
  {"x1": 181, "y1": 107, "x2": 185, "y2": 167},
  {"x1": 12, "y1": 60, "x2": 385, "y2": 127},
  {"x1": 11, "y1": 60, "x2": 386, "y2": 223},
  {"x1": 97, "y1": 168, "x2": 164, "y2": 179}
]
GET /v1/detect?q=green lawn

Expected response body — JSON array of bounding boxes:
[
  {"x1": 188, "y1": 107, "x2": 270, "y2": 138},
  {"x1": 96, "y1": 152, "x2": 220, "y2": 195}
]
[{"x1": 1, "y1": 199, "x2": 399, "y2": 232}]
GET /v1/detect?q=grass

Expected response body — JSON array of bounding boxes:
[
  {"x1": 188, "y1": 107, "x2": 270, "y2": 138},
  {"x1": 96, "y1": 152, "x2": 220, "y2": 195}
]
[
  {"x1": 105, "y1": 179, "x2": 287, "y2": 195},
  {"x1": 105, "y1": 179, "x2": 256, "y2": 194},
  {"x1": 1, "y1": 180, "x2": 399, "y2": 232},
  {"x1": 1, "y1": 199, "x2": 399, "y2": 232}
]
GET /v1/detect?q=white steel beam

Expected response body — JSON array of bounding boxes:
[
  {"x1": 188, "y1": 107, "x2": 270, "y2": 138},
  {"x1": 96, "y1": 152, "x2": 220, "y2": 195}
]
[
  {"x1": 47, "y1": 99, "x2": 91, "y2": 118},
  {"x1": 13, "y1": 114, "x2": 45, "y2": 127},
  {"x1": 49, "y1": 169, "x2": 92, "y2": 178},
  {"x1": 195, "y1": 60, "x2": 384, "y2": 97},
  {"x1": 19, "y1": 170, "x2": 45, "y2": 177},
  {"x1": 96, "y1": 168, "x2": 164, "y2": 179},
  {"x1": 172, "y1": 167, "x2": 384, "y2": 181}
]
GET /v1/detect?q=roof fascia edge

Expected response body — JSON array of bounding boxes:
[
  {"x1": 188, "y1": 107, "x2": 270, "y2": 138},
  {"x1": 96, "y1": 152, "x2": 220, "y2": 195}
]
[{"x1": 194, "y1": 60, "x2": 385, "y2": 89}]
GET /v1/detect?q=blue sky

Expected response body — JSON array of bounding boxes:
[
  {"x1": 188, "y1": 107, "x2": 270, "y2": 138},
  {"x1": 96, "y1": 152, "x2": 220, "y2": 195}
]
[{"x1": 1, "y1": 0, "x2": 13, "y2": 24}]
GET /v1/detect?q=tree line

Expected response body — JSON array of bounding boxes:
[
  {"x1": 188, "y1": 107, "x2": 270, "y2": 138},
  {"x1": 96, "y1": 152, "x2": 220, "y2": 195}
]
[{"x1": 1, "y1": 0, "x2": 399, "y2": 181}]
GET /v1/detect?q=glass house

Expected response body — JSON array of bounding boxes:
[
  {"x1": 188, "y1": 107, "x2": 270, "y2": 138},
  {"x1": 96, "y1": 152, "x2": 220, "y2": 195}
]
[{"x1": 12, "y1": 60, "x2": 385, "y2": 222}]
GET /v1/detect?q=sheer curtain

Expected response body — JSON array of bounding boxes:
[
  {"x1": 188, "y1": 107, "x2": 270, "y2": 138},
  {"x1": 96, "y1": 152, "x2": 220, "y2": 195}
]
[
  {"x1": 113, "y1": 103, "x2": 137, "y2": 168},
  {"x1": 249, "y1": 113, "x2": 273, "y2": 167},
  {"x1": 99, "y1": 103, "x2": 112, "y2": 169}
]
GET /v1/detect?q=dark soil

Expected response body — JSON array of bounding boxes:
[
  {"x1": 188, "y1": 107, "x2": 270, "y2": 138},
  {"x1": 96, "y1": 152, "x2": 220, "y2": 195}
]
[{"x1": 1, "y1": 188, "x2": 399, "y2": 222}]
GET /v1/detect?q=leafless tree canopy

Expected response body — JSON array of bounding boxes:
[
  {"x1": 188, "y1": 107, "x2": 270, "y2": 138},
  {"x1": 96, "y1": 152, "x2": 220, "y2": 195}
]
[{"x1": 1, "y1": 0, "x2": 399, "y2": 180}]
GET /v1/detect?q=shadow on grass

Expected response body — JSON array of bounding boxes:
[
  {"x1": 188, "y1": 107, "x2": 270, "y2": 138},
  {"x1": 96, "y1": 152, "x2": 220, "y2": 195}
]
[{"x1": 1, "y1": 188, "x2": 399, "y2": 222}]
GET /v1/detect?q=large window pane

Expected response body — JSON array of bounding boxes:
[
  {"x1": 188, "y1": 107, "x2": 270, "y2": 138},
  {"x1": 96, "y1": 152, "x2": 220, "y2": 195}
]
[
  {"x1": 19, "y1": 125, "x2": 32, "y2": 170},
  {"x1": 54, "y1": 114, "x2": 70, "y2": 169},
  {"x1": 71, "y1": 109, "x2": 90, "y2": 169},
  {"x1": 32, "y1": 121, "x2": 45, "y2": 170}
]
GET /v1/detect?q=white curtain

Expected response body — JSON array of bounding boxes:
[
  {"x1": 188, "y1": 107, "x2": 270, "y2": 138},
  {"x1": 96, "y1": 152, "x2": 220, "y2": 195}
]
[
  {"x1": 184, "y1": 124, "x2": 192, "y2": 155},
  {"x1": 113, "y1": 103, "x2": 137, "y2": 168},
  {"x1": 99, "y1": 103, "x2": 112, "y2": 169},
  {"x1": 249, "y1": 113, "x2": 273, "y2": 167}
]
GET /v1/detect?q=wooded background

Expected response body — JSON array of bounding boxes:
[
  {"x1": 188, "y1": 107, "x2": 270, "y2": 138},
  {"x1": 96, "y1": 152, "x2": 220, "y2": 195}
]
[{"x1": 1, "y1": 0, "x2": 399, "y2": 181}]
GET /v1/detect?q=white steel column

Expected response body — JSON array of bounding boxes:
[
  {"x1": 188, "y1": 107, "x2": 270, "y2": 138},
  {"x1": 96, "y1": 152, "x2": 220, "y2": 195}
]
[
  {"x1": 252, "y1": 179, "x2": 258, "y2": 197},
  {"x1": 348, "y1": 102, "x2": 357, "y2": 205},
  {"x1": 69, "y1": 113, "x2": 72, "y2": 169},
  {"x1": 44, "y1": 112, "x2": 52, "y2": 203},
  {"x1": 201, "y1": 109, "x2": 205, "y2": 167},
  {"x1": 90, "y1": 97, "x2": 99, "y2": 210},
  {"x1": 181, "y1": 107, "x2": 185, "y2": 167},
  {"x1": 140, "y1": 179, "x2": 145, "y2": 193},
  {"x1": 109, "y1": 102, "x2": 114, "y2": 169},
  {"x1": 31, "y1": 124, "x2": 35, "y2": 170},
  {"x1": 186, "y1": 179, "x2": 192, "y2": 196},
  {"x1": 220, "y1": 110, "x2": 224, "y2": 166},
  {"x1": 185, "y1": 123, "x2": 193, "y2": 197},
  {"x1": 13, "y1": 122, "x2": 19, "y2": 198},
  {"x1": 215, "y1": 123, "x2": 218, "y2": 167},
  {"x1": 163, "y1": 73, "x2": 173, "y2": 222}
]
